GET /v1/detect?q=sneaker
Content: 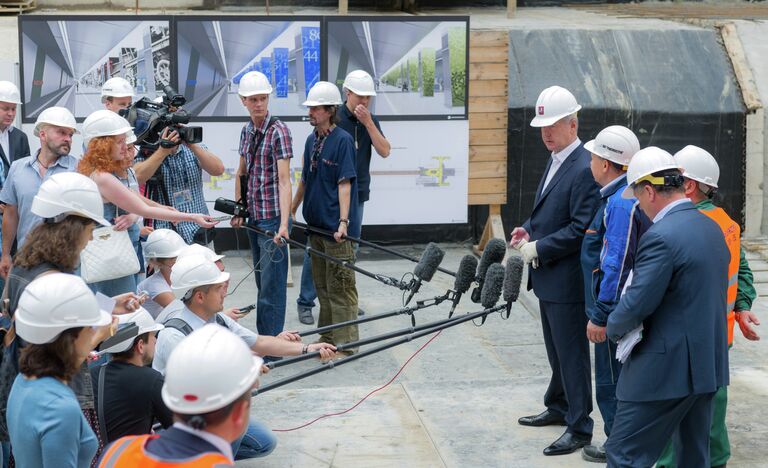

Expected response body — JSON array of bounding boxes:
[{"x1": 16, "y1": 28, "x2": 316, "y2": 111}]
[
  {"x1": 581, "y1": 444, "x2": 607, "y2": 463},
  {"x1": 297, "y1": 306, "x2": 314, "y2": 325}
]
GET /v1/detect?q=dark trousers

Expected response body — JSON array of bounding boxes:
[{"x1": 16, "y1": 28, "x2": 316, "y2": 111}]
[
  {"x1": 595, "y1": 338, "x2": 622, "y2": 437},
  {"x1": 605, "y1": 392, "x2": 715, "y2": 468},
  {"x1": 539, "y1": 300, "x2": 593, "y2": 438}
]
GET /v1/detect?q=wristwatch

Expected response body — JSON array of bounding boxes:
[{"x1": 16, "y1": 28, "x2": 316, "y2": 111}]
[{"x1": 339, "y1": 218, "x2": 349, "y2": 225}]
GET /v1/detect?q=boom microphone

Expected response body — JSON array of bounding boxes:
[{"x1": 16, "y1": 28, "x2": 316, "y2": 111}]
[
  {"x1": 405, "y1": 243, "x2": 445, "y2": 305},
  {"x1": 471, "y1": 238, "x2": 507, "y2": 303},
  {"x1": 449, "y1": 255, "x2": 478, "y2": 317},
  {"x1": 504, "y1": 256, "x2": 524, "y2": 304},
  {"x1": 480, "y1": 263, "x2": 505, "y2": 309}
]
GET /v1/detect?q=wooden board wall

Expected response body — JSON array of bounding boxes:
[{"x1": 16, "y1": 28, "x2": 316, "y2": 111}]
[{"x1": 468, "y1": 30, "x2": 509, "y2": 206}]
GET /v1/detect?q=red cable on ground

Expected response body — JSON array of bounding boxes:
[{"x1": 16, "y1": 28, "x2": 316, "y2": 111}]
[{"x1": 272, "y1": 329, "x2": 444, "y2": 432}]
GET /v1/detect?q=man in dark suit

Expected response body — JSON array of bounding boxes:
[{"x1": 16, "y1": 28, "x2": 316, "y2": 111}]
[
  {"x1": 510, "y1": 85, "x2": 600, "y2": 455},
  {"x1": 0, "y1": 81, "x2": 31, "y2": 173},
  {"x1": 604, "y1": 147, "x2": 730, "y2": 467}
]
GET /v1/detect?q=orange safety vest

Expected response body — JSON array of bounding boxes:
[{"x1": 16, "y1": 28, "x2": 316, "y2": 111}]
[
  {"x1": 98, "y1": 434, "x2": 233, "y2": 468},
  {"x1": 701, "y1": 207, "x2": 739, "y2": 346}
]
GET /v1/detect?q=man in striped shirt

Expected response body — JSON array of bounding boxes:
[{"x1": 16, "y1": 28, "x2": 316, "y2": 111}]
[{"x1": 231, "y1": 71, "x2": 293, "y2": 342}]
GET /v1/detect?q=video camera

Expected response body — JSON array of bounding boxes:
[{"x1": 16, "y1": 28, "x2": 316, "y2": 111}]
[
  {"x1": 119, "y1": 85, "x2": 203, "y2": 148},
  {"x1": 214, "y1": 197, "x2": 248, "y2": 219}
]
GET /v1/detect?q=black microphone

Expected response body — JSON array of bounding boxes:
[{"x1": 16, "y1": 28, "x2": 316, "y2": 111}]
[
  {"x1": 471, "y1": 238, "x2": 507, "y2": 303},
  {"x1": 480, "y1": 263, "x2": 505, "y2": 309},
  {"x1": 503, "y1": 256, "x2": 524, "y2": 316},
  {"x1": 449, "y1": 255, "x2": 478, "y2": 317},
  {"x1": 405, "y1": 243, "x2": 445, "y2": 305}
]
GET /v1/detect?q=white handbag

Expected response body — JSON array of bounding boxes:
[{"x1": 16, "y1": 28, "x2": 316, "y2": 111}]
[{"x1": 80, "y1": 227, "x2": 140, "y2": 284}]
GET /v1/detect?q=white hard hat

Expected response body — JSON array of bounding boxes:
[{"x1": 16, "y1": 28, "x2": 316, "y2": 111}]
[
  {"x1": 34, "y1": 106, "x2": 78, "y2": 137},
  {"x1": 674, "y1": 145, "x2": 719, "y2": 189},
  {"x1": 162, "y1": 324, "x2": 262, "y2": 414},
  {"x1": 101, "y1": 77, "x2": 135, "y2": 98},
  {"x1": 530, "y1": 86, "x2": 582, "y2": 128},
  {"x1": 303, "y1": 81, "x2": 342, "y2": 106},
  {"x1": 584, "y1": 125, "x2": 640, "y2": 167},
  {"x1": 15, "y1": 273, "x2": 112, "y2": 345},
  {"x1": 342, "y1": 70, "x2": 376, "y2": 97},
  {"x1": 126, "y1": 131, "x2": 137, "y2": 145},
  {"x1": 100, "y1": 308, "x2": 164, "y2": 354},
  {"x1": 170, "y1": 254, "x2": 230, "y2": 298},
  {"x1": 238, "y1": 71, "x2": 273, "y2": 97},
  {"x1": 621, "y1": 146, "x2": 680, "y2": 199},
  {"x1": 180, "y1": 243, "x2": 225, "y2": 263},
  {"x1": 0, "y1": 81, "x2": 21, "y2": 104},
  {"x1": 82, "y1": 110, "x2": 133, "y2": 146},
  {"x1": 144, "y1": 229, "x2": 187, "y2": 260},
  {"x1": 31, "y1": 172, "x2": 111, "y2": 227}
]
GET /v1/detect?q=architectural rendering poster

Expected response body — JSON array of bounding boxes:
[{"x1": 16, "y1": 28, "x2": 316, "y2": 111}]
[
  {"x1": 19, "y1": 17, "x2": 171, "y2": 120},
  {"x1": 326, "y1": 18, "x2": 469, "y2": 119},
  {"x1": 175, "y1": 18, "x2": 321, "y2": 120}
]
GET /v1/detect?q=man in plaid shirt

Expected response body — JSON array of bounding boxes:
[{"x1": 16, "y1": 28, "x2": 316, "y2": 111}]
[{"x1": 231, "y1": 71, "x2": 293, "y2": 342}]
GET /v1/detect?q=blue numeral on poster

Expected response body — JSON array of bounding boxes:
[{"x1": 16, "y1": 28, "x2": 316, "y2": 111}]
[
  {"x1": 260, "y1": 58, "x2": 271, "y2": 82},
  {"x1": 302, "y1": 26, "x2": 320, "y2": 96},
  {"x1": 273, "y1": 48, "x2": 289, "y2": 98}
]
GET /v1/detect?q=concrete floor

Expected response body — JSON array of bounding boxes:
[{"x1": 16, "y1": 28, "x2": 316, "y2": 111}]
[{"x1": 221, "y1": 243, "x2": 768, "y2": 467}]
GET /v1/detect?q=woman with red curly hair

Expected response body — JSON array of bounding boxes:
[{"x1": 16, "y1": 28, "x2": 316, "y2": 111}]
[{"x1": 78, "y1": 110, "x2": 216, "y2": 297}]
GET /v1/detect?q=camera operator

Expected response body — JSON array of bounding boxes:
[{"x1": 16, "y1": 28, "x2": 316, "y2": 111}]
[{"x1": 133, "y1": 124, "x2": 224, "y2": 245}]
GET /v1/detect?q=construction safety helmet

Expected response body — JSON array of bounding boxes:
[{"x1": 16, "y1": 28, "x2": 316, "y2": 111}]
[
  {"x1": 674, "y1": 145, "x2": 719, "y2": 190},
  {"x1": 584, "y1": 125, "x2": 640, "y2": 167},
  {"x1": 342, "y1": 70, "x2": 377, "y2": 96},
  {"x1": 126, "y1": 131, "x2": 137, "y2": 145},
  {"x1": 170, "y1": 254, "x2": 230, "y2": 299},
  {"x1": 0, "y1": 81, "x2": 21, "y2": 104},
  {"x1": 303, "y1": 81, "x2": 343, "y2": 106},
  {"x1": 144, "y1": 229, "x2": 187, "y2": 260},
  {"x1": 32, "y1": 172, "x2": 111, "y2": 227},
  {"x1": 162, "y1": 324, "x2": 262, "y2": 414},
  {"x1": 33, "y1": 106, "x2": 79, "y2": 137},
  {"x1": 622, "y1": 146, "x2": 681, "y2": 199},
  {"x1": 82, "y1": 110, "x2": 133, "y2": 146},
  {"x1": 15, "y1": 273, "x2": 113, "y2": 345},
  {"x1": 101, "y1": 77, "x2": 135, "y2": 98},
  {"x1": 100, "y1": 308, "x2": 164, "y2": 355},
  {"x1": 179, "y1": 243, "x2": 225, "y2": 263},
  {"x1": 530, "y1": 86, "x2": 582, "y2": 128},
  {"x1": 238, "y1": 71, "x2": 273, "y2": 97}
]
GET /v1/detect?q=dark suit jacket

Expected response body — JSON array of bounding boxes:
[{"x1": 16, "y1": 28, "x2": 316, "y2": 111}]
[
  {"x1": 607, "y1": 201, "x2": 730, "y2": 402},
  {"x1": 523, "y1": 142, "x2": 600, "y2": 303},
  {"x1": 0, "y1": 127, "x2": 30, "y2": 175}
]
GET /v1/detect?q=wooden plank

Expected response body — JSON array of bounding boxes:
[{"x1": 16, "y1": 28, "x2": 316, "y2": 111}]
[
  {"x1": 469, "y1": 129, "x2": 506, "y2": 146},
  {"x1": 338, "y1": 0, "x2": 348, "y2": 14},
  {"x1": 469, "y1": 80, "x2": 507, "y2": 98},
  {"x1": 470, "y1": 31, "x2": 508, "y2": 47},
  {"x1": 508, "y1": 0, "x2": 516, "y2": 18},
  {"x1": 469, "y1": 63, "x2": 508, "y2": 81},
  {"x1": 469, "y1": 96, "x2": 507, "y2": 113},
  {"x1": 469, "y1": 145, "x2": 507, "y2": 162},
  {"x1": 470, "y1": 161, "x2": 507, "y2": 179},
  {"x1": 469, "y1": 177, "x2": 506, "y2": 194},
  {"x1": 469, "y1": 112, "x2": 507, "y2": 130},
  {"x1": 469, "y1": 193, "x2": 507, "y2": 205},
  {"x1": 720, "y1": 23, "x2": 762, "y2": 112},
  {"x1": 469, "y1": 47, "x2": 508, "y2": 64}
]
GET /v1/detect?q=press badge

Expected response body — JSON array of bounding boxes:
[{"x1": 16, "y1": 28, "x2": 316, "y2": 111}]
[{"x1": 172, "y1": 189, "x2": 193, "y2": 206}]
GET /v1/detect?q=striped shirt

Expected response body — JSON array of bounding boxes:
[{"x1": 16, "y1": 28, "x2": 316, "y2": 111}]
[{"x1": 238, "y1": 113, "x2": 293, "y2": 220}]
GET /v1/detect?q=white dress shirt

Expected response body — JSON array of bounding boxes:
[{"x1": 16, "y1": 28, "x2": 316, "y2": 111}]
[
  {"x1": 652, "y1": 198, "x2": 691, "y2": 224},
  {"x1": 174, "y1": 422, "x2": 234, "y2": 462},
  {"x1": 541, "y1": 138, "x2": 582, "y2": 192},
  {"x1": 0, "y1": 126, "x2": 11, "y2": 161}
]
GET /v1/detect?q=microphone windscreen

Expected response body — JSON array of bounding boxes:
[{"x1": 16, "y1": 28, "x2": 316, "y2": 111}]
[
  {"x1": 413, "y1": 242, "x2": 445, "y2": 282},
  {"x1": 476, "y1": 238, "x2": 507, "y2": 281},
  {"x1": 454, "y1": 255, "x2": 478, "y2": 293},
  {"x1": 503, "y1": 256, "x2": 524, "y2": 303},
  {"x1": 480, "y1": 263, "x2": 505, "y2": 309}
]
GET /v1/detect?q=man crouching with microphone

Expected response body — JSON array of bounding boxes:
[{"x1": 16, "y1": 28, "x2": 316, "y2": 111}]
[{"x1": 291, "y1": 81, "x2": 359, "y2": 360}]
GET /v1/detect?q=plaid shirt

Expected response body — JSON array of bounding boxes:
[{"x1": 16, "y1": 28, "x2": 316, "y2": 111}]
[
  {"x1": 136, "y1": 144, "x2": 209, "y2": 244},
  {"x1": 238, "y1": 113, "x2": 293, "y2": 220}
]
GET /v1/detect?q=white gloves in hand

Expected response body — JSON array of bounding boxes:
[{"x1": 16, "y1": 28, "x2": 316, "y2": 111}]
[{"x1": 517, "y1": 240, "x2": 539, "y2": 269}]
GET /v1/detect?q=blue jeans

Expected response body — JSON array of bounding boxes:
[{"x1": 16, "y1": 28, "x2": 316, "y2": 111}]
[
  {"x1": 231, "y1": 420, "x2": 277, "y2": 460},
  {"x1": 246, "y1": 216, "x2": 288, "y2": 337},
  {"x1": 595, "y1": 337, "x2": 622, "y2": 437}
]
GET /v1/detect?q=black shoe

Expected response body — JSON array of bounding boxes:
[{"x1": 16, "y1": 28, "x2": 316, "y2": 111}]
[
  {"x1": 358, "y1": 307, "x2": 365, "y2": 316},
  {"x1": 298, "y1": 306, "x2": 314, "y2": 325},
  {"x1": 543, "y1": 432, "x2": 591, "y2": 456},
  {"x1": 518, "y1": 409, "x2": 567, "y2": 427},
  {"x1": 581, "y1": 444, "x2": 606, "y2": 463}
]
